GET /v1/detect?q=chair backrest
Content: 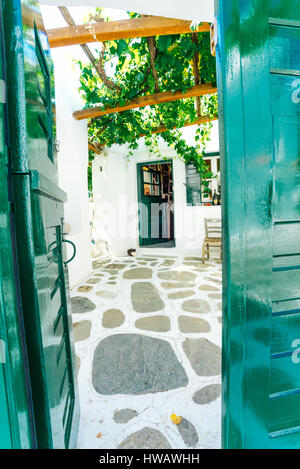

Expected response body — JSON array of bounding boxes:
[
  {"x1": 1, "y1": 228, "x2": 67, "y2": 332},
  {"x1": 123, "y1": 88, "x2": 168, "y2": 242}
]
[{"x1": 204, "y1": 218, "x2": 222, "y2": 238}]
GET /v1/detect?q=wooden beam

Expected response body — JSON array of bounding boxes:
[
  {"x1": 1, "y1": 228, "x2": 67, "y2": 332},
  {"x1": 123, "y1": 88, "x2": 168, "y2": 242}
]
[
  {"x1": 73, "y1": 83, "x2": 217, "y2": 121},
  {"x1": 58, "y1": 7, "x2": 99, "y2": 70},
  {"x1": 47, "y1": 16, "x2": 211, "y2": 48},
  {"x1": 94, "y1": 115, "x2": 217, "y2": 147},
  {"x1": 145, "y1": 115, "x2": 218, "y2": 136}
]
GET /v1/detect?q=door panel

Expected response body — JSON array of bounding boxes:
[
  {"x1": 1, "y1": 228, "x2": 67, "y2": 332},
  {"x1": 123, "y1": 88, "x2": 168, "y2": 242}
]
[
  {"x1": 3, "y1": 0, "x2": 79, "y2": 448},
  {"x1": 216, "y1": 0, "x2": 300, "y2": 449},
  {"x1": 0, "y1": 1, "x2": 34, "y2": 449}
]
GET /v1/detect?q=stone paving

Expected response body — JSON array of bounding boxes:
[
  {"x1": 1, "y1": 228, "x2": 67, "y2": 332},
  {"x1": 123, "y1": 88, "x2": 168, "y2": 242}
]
[{"x1": 71, "y1": 254, "x2": 222, "y2": 449}]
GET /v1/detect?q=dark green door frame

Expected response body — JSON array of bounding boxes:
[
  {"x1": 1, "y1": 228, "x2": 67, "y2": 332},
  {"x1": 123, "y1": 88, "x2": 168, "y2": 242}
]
[{"x1": 137, "y1": 159, "x2": 175, "y2": 247}]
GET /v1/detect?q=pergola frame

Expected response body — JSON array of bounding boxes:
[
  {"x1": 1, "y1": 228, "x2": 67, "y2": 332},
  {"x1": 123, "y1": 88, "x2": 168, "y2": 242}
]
[{"x1": 55, "y1": 8, "x2": 216, "y2": 149}]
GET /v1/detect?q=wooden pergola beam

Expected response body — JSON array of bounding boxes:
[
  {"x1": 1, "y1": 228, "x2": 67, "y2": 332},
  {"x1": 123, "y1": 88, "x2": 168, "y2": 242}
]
[
  {"x1": 92, "y1": 115, "x2": 217, "y2": 148},
  {"x1": 144, "y1": 115, "x2": 218, "y2": 137},
  {"x1": 47, "y1": 16, "x2": 211, "y2": 48},
  {"x1": 73, "y1": 83, "x2": 217, "y2": 121}
]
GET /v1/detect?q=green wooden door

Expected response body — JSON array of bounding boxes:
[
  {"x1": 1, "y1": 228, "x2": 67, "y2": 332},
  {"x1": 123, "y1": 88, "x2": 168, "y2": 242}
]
[
  {"x1": 0, "y1": 1, "x2": 34, "y2": 449},
  {"x1": 137, "y1": 161, "x2": 172, "y2": 246},
  {"x1": 3, "y1": 0, "x2": 79, "y2": 448},
  {"x1": 216, "y1": 0, "x2": 300, "y2": 449}
]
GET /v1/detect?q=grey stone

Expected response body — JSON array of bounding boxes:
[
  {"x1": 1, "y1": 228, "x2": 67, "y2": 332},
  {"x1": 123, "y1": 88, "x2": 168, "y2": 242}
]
[
  {"x1": 182, "y1": 299, "x2": 211, "y2": 314},
  {"x1": 123, "y1": 267, "x2": 153, "y2": 279},
  {"x1": 73, "y1": 320, "x2": 92, "y2": 341},
  {"x1": 135, "y1": 316, "x2": 170, "y2": 332},
  {"x1": 77, "y1": 285, "x2": 93, "y2": 293},
  {"x1": 161, "y1": 259, "x2": 175, "y2": 267},
  {"x1": 104, "y1": 270, "x2": 119, "y2": 276},
  {"x1": 208, "y1": 293, "x2": 222, "y2": 300},
  {"x1": 158, "y1": 270, "x2": 196, "y2": 283},
  {"x1": 177, "y1": 418, "x2": 199, "y2": 448},
  {"x1": 71, "y1": 296, "x2": 96, "y2": 314},
  {"x1": 118, "y1": 427, "x2": 171, "y2": 449},
  {"x1": 93, "y1": 259, "x2": 109, "y2": 269},
  {"x1": 102, "y1": 309, "x2": 125, "y2": 328},
  {"x1": 217, "y1": 303, "x2": 222, "y2": 311},
  {"x1": 150, "y1": 262, "x2": 158, "y2": 266},
  {"x1": 178, "y1": 316, "x2": 210, "y2": 333},
  {"x1": 217, "y1": 316, "x2": 222, "y2": 323},
  {"x1": 113, "y1": 409, "x2": 138, "y2": 424},
  {"x1": 96, "y1": 291, "x2": 118, "y2": 299},
  {"x1": 138, "y1": 261, "x2": 147, "y2": 265},
  {"x1": 107, "y1": 281, "x2": 117, "y2": 285},
  {"x1": 193, "y1": 384, "x2": 221, "y2": 405},
  {"x1": 205, "y1": 277, "x2": 222, "y2": 285},
  {"x1": 198, "y1": 284, "x2": 219, "y2": 292},
  {"x1": 131, "y1": 282, "x2": 164, "y2": 313},
  {"x1": 167, "y1": 290, "x2": 195, "y2": 300},
  {"x1": 182, "y1": 338, "x2": 221, "y2": 376},
  {"x1": 92, "y1": 334, "x2": 188, "y2": 395},
  {"x1": 161, "y1": 282, "x2": 195, "y2": 290},
  {"x1": 104, "y1": 263, "x2": 126, "y2": 270},
  {"x1": 87, "y1": 278, "x2": 100, "y2": 285},
  {"x1": 183, "y1": 261, "x2": 205, "y2": 268}
]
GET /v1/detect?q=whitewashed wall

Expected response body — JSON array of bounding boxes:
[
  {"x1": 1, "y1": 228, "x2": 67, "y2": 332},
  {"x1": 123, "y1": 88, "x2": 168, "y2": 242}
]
[
  {"x1": 51, "y1": 47, "x2": 93, "y2": 287},
  {"x1": 92, "y1": 122, "x2": 221, "y2": 258}
]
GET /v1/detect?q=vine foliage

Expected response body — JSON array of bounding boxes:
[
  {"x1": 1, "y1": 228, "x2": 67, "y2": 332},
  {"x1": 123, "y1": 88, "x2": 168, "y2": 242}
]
[{"x1": 78, "y1": 10, "x2": 218, "y2": 193}]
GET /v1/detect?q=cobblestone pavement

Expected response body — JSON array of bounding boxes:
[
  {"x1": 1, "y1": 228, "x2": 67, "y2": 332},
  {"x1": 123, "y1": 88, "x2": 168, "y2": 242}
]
[{"x1": 71, "y1": 254, "x2": 222, "y2": 449}]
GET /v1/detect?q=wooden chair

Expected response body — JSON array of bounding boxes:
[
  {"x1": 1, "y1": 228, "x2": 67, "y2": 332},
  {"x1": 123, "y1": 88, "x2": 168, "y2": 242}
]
[{"x1": 202, "y1": 218, "x2": 222, "y2": 263}]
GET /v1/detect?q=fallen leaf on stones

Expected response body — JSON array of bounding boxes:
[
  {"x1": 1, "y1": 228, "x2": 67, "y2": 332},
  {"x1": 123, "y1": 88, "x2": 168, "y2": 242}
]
[
  {"x1": 171, "y1": 414, "x2": 182, "y2": 425},
  {"x1": 96, "y1": 432, "x2": 102, "y2": 438}
]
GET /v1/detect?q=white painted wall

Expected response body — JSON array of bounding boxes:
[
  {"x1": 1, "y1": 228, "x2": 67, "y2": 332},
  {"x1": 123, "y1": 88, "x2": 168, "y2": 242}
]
[
  {"x1": 51, "y1": 48, "x2": 92, "y2": 287},
  {"x1": 40, "y1": 0, "x2": 214, "y2": 22},
  {"x1": 92, "y1": 121, "x2": 221, "y2": 258}
]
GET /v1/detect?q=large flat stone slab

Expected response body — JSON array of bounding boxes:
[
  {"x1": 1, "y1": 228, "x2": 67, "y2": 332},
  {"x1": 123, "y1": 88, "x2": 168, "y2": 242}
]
[
  {"x1": 182, "y1": 338, "x2": 221, "y2": 376},
  {"x1": 135, "y1": 316, "x2": 170, "y2": 332},
  {"x1": 77, "y1": 285, "x2": 93, "y2": 293},
  {"x1": 102, "y1": 309, "x2": 125, "y2": 328},
  {"x1": 73, "y1": 320, "x2": 92, "y2": 341},
  {"x1": 113, "y1": 409, "x2": 138, "y2": 424},
  {"x1": 123, "y1": 267, "x2": 152, "y2": 279},
  {"x1": 177, "y1": 418, "x2": 199, "y2": 448},
  {"x1": 131, "y1": 282, "x2": 164, "y2": 313},
  {"x1": 92, "y1": 334, "x2": 188, "y2": 395},
  {"x1": 158, "y1": 270, "x2": 196, "y2": 283},
  {"x1": 178, "y1": 316, "x2": 210, "y2": 333},
  {"x1": 71, "y1": 296, "x2": 96, "y2": 314},
  {"x1": 193, "y1": 384, "x2": 221, "y2": 405},
  {"x1": 167, "y1": 290, "x2": 195, "y2": 300},
  {"x1": 104, "y1": 263, "x2": 126, "y2": 270},
  {"x1": 198, "y1": 284, "x2": 219, "y2": 292},
  {"x1": 118, "y1": 427, "x2": 171, "y2": 449},
  {"x1": 96, "y1": 291, "x2": 118, "y2": 299},
  {"x1": 87, "y1": 278, "x2": 100, "y2": 285},
  {"x1": 182, "y1": 299, "x2": 211, "y2": 314},
  {"x1": 208, "y1": 293, "x2": 222, "y2": 300},
  {"x1": 161, "y1": 282, "x2": 195, "y2": 290}
]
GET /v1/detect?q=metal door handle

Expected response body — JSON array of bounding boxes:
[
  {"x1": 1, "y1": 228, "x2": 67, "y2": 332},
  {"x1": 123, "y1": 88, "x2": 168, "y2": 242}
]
[{"x1": 63, "y1": 239, "x2": 77, "y2": 267}]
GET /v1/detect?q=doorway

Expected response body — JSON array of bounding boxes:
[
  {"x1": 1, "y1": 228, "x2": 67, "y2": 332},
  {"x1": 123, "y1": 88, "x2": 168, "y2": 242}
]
[{"x1": 137, "y1": 160, "x2": 175, "y2": 248}]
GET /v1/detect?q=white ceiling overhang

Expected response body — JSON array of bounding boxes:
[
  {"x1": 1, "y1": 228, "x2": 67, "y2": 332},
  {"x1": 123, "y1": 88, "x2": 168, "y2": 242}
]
[{"x1": 39, "y1": 0, "x2": 214, "y2": 22}]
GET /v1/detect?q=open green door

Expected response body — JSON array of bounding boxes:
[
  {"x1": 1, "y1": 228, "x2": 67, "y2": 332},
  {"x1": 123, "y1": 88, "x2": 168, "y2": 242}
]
[
  {"x1": 3, "y1": 0, "x2": 80, "y2": 449},
  {"x1": 216, "y1": 0, "x2": 300, "y2": 449},
  {"x1": 0, "y1": 1, "x2": 34, "y2": 449}
]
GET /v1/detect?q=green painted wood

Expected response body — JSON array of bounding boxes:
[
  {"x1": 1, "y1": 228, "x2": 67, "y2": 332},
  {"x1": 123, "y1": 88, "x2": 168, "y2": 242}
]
[
  {"x1": 216, "y1": 0, "x2": 300, "y2": 449},
  {"x1": 0, "y1": 1, "x2": 34, "y2": 449},
  {"x1": 3, "y1": 0, "x2": 79, "y2": 448},
  {"x1": 137, "y1": 160, "x2": 173, "y2": 246}
]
